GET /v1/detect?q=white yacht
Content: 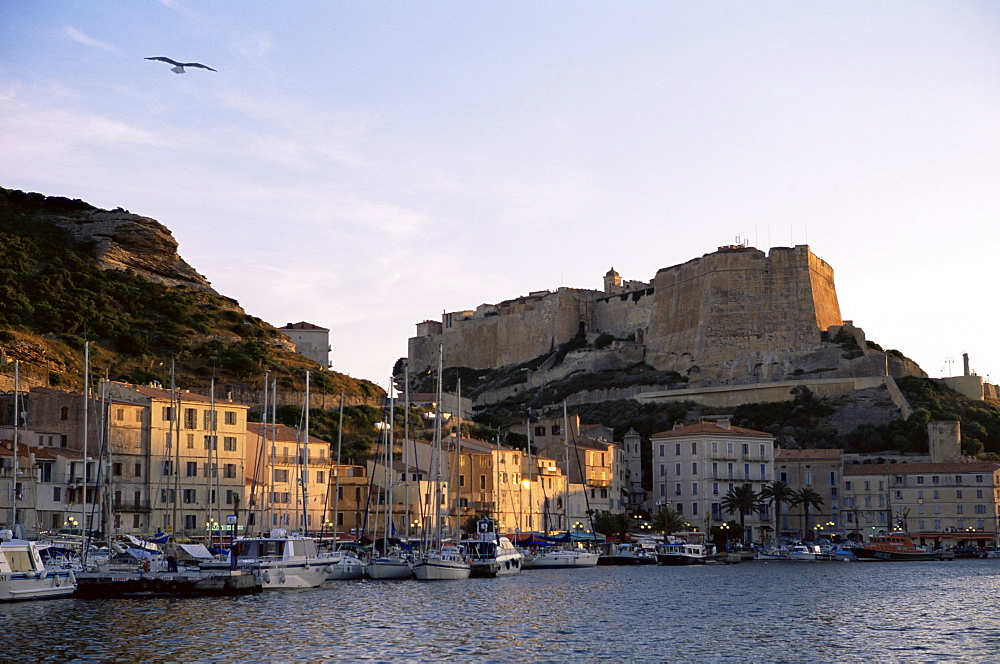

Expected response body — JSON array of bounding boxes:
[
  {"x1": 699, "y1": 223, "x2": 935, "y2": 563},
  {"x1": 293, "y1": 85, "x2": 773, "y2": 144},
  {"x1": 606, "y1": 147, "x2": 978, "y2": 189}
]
[
  {"x1": 233, "y1": 529, "x2": 328, "y2": 589},
  {"x1": 463, "y1": 524, "x2": 523, "y2": 578},
  {"x1": 530, "y1": 547, "x2": 600, "y2": 569},
  {"x1": 0, "y1": 530, "x2": 77, "y2": 601},
  {"x1": 412, "y1": 544, "x2": 471, "y2": 580},
  {"x1": 788, "y1": 544, "x2": 823, "y2": 561}
]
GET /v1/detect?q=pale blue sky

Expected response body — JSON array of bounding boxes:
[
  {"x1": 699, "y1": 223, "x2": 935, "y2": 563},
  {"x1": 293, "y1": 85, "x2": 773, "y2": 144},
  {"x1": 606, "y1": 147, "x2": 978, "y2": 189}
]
[{"x1": 2, "y1": 1, "x2": 999, "y2": 386}]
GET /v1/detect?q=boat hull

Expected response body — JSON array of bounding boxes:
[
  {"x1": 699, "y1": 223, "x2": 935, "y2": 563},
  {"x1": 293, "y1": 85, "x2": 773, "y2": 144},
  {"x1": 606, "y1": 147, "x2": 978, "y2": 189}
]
[
  {"x1": 258, "y1": 562, "x2": 330, "y2": 589},
  {"x1": 656, "y1": 554, "x2": 706, "y2": 566},
  {"x1": 469, "y1": 553, "x2": 523, "y2": 578},
  {"x1": 850, "y1": 547, "x2": 948, "y2": 562},
  {"x1": 412, "y1": 558, "x2": 470, "y2": 580},
  {"x1": 368, "y1": 559, "x2": 412, "y2": 580},
  {"x1": 530, "y1": 550, "x2": 600, "y2": 569}
]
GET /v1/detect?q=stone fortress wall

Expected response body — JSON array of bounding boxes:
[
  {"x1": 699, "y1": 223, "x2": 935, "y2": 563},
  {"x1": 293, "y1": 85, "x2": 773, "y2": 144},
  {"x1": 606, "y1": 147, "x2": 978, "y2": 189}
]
[{"x1": 409, "y1": 244, "x2": 903, "y2": 389}]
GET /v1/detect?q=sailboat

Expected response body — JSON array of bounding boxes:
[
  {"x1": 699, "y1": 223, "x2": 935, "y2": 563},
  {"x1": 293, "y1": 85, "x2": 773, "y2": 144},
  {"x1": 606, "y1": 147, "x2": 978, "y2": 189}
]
[
  {"x1": 412, "y1": 347, "x2": 470, "y2": 581},
  {"x1": 1, "y1": 362, "x2": 77, "y2": 601},
  {"x1": 530, "y1": 403, "x2": 599, "y2": 569},
  {"x1": 368, "y1": 382, "x2": 412, "y2": 580}
]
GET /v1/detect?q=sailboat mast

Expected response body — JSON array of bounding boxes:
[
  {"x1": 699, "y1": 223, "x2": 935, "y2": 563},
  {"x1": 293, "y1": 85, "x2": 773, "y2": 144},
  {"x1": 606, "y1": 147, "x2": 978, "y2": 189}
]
[
  {"x1": 432, "y1": 344, "x2": 443, "y2": 545},
  {"x1": 170, "y1": 359, "x2": 178, "y2": 536},
  {"x1": 10, "y1": 360, "x2": 19, "y2": 532},
  {"x1": 453, "y1": 379, "x2": 462, "y2": 539},
  {"x1": 563, "y1": 401, "x2": 570, "y2": 533},
  {"x1": 333, "y1": 392, "x2": 344, "y2": 540},
  {"x1": 212, "y1": 377, "x2": 223, "y2": 540},
  {"x1": 81, "y1": 342, "x2": 89, "y2": 558},
  {"x1": 256, "y1": 371, "x2": 269, "y2": 537},
  {"x1": 302, "y1": 371, "x2": 310, "y2": 535},
  {"x1": 402, "y1": 366, "x2": 411, "y2": 541},
  {"x1": 388, "y1": 382, "x2": 395, "y2": 547}
]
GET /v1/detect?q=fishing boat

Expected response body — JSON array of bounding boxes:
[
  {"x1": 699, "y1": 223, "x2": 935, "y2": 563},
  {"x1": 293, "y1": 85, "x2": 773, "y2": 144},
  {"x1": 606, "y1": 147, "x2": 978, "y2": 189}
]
[
  {"x1": 0, "y1": 530, "x2": 77, "y2": 601},
  {"x1": 656, "y1": 539, "x2": 709, "y2": 566},
  {"x1": 463, "y1": 518, "x2": 522, "y2": 577},
  {"x1": 850, "y1": 533, "x2": 950, "y2": 562},
  {"x1": 233, "y1": 529, "x2": 329, "y2": 588}
]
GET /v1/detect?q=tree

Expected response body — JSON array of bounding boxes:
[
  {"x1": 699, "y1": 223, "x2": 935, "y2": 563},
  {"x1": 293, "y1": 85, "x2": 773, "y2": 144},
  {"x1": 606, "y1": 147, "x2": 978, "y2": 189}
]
[
  {"x1": 788, "y1": 487, "x2": 825, "y2": 539},
  {"x1": 759, "y1": 480, "x2": 796, "y2": 544},
  {"x1": 720, "y1": 484, "x2": 763, "y2": 542},
  {"x1": 591, "y1": 511, "x2": 631, "y2": 542},
  {"x1": 651, "y1": 507, "x2": 688, "y2": 537}
]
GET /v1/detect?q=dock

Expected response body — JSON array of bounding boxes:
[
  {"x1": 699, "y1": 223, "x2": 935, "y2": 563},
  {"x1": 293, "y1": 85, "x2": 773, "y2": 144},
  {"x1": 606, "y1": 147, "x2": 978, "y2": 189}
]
[{"x1": 74, "y1": 569, "x2": 262, "y2": 598}]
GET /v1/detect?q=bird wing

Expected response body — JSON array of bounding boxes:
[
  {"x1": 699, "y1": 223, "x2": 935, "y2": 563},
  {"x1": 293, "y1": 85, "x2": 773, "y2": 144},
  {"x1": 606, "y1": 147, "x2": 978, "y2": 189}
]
[
  {"x1": 181, "y1": 62, "x2": 217, "y2": 72},
  {"x1": 146, "y1": 56, "x2": 182, "y2": 66}
]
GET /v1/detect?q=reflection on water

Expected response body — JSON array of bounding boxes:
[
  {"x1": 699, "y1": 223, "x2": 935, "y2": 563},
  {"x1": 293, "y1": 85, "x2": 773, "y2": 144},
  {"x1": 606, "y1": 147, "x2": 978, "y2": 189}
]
[{"x1": 3, "y1": 560, "x2": 1000, "y2": 662}]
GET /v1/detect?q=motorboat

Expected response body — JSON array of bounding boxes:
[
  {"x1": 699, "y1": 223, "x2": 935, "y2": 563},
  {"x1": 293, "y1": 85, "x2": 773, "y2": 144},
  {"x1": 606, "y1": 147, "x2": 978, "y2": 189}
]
[
  {"x1": 655, "y1": 540, "x2": 708, "y2": 566},
  {"x1": 850, "y1": 533, "x2": 951, "y2": 562},
  {"x1": 412, "y1": 544, "x2": 471, "y2": 580},
  {"x1": 463, "y1": 527, "x2": 523, "y2": 577},
  {"x1": 233, "y1": 529, "x2": 329, "y2": 589},
  {"x1": 598, "y1": 542, "x2": 658, "y2": 565},
  {"x1": 0, "y1": 530, "x2": 77, "y2": 601},
  {"x1": 788, "y1": 544, "x2": 823, "y2": 561},
  {"x1": 530, "y1": 547, "x2": 600, "y2": 569}
]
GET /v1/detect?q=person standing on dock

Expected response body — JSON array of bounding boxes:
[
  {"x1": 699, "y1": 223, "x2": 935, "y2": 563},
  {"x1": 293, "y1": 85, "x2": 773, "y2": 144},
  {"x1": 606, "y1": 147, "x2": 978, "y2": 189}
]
[{"x1": 165, "y1": 538, "x2": 179, "y2": 572}]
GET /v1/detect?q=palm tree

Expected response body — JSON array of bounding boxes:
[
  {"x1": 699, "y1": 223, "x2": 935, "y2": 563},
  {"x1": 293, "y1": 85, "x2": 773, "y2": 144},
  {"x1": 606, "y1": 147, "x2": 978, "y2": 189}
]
[
  {"x1": 759, "y1": 480, "x2": 796, "y2": 545},
  {"x1": 720, "y1": 484, "x2": 763, "y2": 543},
  {"x1": 789, "y1": 488, "x2": 825, "y2": 539},
  {"x1": 651, "y1": 506, "x2": 688, "y2": 536}
]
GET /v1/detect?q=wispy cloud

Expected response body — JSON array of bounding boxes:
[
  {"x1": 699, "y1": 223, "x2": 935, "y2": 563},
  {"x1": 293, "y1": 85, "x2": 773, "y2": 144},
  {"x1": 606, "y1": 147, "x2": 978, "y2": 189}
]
[{"x1": 63, "y1": 26, "x2": 115, "y2": 51}]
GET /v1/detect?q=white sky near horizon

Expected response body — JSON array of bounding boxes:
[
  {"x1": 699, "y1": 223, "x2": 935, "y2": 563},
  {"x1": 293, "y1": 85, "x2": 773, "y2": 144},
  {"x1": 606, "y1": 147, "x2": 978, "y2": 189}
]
[{"x1": 1, "y1": 1, "x2": 998, "y2": 387}]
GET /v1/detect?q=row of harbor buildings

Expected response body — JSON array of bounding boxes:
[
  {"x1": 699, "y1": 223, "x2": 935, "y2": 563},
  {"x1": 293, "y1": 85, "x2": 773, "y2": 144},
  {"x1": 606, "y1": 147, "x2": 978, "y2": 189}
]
[
  {"x1": 0, "y1": 382, "x2": 627, "y2": 542},
  {"x1": 2, "y1": 381, "x2": 997, "y2": 550}
]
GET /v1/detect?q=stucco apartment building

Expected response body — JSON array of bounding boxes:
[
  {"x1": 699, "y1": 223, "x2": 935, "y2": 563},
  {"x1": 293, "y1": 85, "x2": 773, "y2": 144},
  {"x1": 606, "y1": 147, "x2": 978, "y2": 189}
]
[
  {"x1": 652, "y1": 419, "x2": 775, "y2": 541},
  {"x1": 774, "y1": 448, "x2": 843, "y2": 539},
  {"x1": 511, "y1": 413, "x2": 628, "y2": 513},
  {"x1": 843, "y1": 462, "x2": 1000, "y2": 548}
]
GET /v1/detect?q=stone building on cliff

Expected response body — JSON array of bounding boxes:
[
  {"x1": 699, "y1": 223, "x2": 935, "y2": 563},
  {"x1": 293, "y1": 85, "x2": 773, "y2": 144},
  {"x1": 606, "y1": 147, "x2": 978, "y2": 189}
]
[{"x1": 407, "y1": 244, "x2": 921, "y2": 395}]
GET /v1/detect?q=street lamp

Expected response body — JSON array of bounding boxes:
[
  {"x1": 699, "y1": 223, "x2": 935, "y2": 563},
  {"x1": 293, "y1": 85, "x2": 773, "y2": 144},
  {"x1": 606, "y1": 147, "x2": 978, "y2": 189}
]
[
  {"x1": 322, "y1": 520, "x2": 334, "y2": 541},
  {"x1": 64, "y1": 516, "x2": 78, "y2": 532},
  {"x1": 720, "y1": 522, "x2": 731, "y2": 552},
  {"x1": 206, "y1": 518, "x2": 218, "y2": 547}
]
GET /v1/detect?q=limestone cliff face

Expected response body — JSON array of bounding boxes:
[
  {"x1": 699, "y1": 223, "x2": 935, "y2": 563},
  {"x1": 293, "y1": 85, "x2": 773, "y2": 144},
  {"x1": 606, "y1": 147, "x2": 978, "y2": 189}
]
[{"x1": 51, "y1": 209, "x2": 218, "y2": 294}]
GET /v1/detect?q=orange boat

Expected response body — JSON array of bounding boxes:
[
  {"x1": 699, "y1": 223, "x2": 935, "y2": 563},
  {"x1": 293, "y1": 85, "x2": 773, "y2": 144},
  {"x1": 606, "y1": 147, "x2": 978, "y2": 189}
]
[{"x1": 850, "y1": 533, "x2": 950, "y2": 561}]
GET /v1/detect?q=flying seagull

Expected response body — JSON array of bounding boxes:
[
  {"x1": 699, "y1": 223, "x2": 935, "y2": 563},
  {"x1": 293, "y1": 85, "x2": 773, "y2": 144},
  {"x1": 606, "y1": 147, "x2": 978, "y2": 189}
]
[{"x1": 145, "y1": 56, "x2": 217, "y2": 74}]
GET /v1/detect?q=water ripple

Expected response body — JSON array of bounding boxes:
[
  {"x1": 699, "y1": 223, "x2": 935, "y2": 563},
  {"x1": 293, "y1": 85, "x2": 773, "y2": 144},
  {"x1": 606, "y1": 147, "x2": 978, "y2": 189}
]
[{"x1": 4, "y1": 560, "x2": 1000, "y2": 662}]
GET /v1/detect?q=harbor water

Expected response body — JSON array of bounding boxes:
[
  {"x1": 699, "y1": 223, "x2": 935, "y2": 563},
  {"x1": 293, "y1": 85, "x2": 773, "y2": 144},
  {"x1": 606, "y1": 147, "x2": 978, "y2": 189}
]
[{"x1": 3, "y1": 559, "x2": 1000, "y2": 662}]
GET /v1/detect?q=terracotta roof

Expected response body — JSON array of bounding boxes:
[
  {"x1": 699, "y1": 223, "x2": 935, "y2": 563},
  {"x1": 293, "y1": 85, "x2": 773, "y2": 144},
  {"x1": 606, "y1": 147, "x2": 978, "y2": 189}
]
[
  {"x1": 246, "y1": 422, "x2": 329, "y2": 446},
  {"x1": 652, "y1": 421, "x2": 772, "y2": 439},
  {"x1": 844, "y1": 462, "x2": 1000, "y2": 476},
  {"x1": 776, "y1": 449, "x2": 843, "y2": 461}
]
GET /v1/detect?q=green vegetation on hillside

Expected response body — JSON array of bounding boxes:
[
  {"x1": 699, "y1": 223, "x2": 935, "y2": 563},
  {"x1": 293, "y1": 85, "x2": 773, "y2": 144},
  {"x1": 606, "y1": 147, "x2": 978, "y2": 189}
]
[{"x1": 0, "y1": 187, "x2": 382, "y2": 401}]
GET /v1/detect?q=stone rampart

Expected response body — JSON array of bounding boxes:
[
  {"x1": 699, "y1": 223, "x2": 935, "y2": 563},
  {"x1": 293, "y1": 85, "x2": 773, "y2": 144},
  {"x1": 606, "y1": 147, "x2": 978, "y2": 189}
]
[{"x1": 409, "y1": 245, "x2": 845, "y2": 385}]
